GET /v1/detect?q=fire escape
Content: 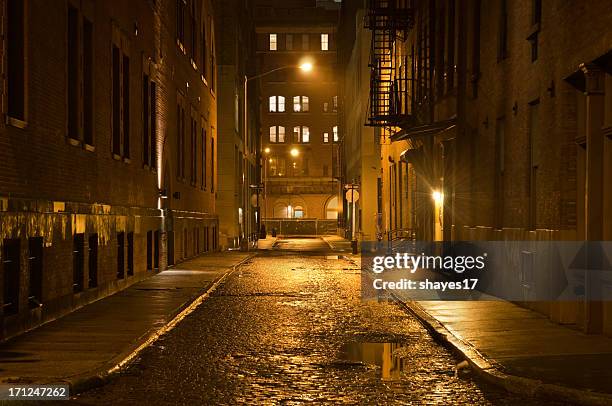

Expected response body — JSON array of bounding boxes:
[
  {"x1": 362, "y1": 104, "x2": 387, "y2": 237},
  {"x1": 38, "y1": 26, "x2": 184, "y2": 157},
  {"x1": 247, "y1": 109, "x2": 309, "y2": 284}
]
[{"x1": 365, "y1": 0, "x2": 415, "y2": 129}]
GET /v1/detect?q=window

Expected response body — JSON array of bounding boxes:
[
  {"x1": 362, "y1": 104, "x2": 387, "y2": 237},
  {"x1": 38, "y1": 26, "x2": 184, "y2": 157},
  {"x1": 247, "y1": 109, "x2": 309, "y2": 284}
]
[
  {"x1": 143, "y1": 75, "x2": 152, "y2": 165},
  {"x1": 88, "y1": 234, "x2": 98, "y2": 288},
  {"x1": 332, "y1": 96, "x2": 338, "y2": 111},
  {"x1": 286, "y1": 34, "x2": 293, "y2": 50},
  {"x1": 73, "y1": 233, "x2": 84, "y2": 293},
  {"x1": 269, "y1": 33, "x2": 277, "y2": 50},
  {"x1": 321, "y1": 33, "x2": 329, "y2": 51},
  {"x1": 323, "y1": 102, "x2": 329, "y2": 112},
  {"x1": 191, "y1": 117, "x2": 197, "y2": 185},
  {"x1": 189, "y1": 0, "x2": 197, "y2": 61},
  {"x1": 127, "y1": 232, "x2": 134, "y2": 276},
  {"x1": 154, "y1": 230, "x2": 160, "y2": 269},
  {"x1": 201, "y1": 19, "x2": 208, "y2": 79},
  {"x1": 528, "y1": 33, "x2": 538, "y2": 62},
  {"x1": 177, "y1": 104, "x2": 186, "y2": 179},
  {"x1": 532, "y1": 0, "x2": 542, "y2": 25},
  {"x1": 7, "y1": 0, "x2": 25, "y2": 122},
  {"x1": 269, "y1": 95, "x2": 285, "y2": 112},
  {"x1": 176, "y1": 0, "x2": 186, "y2": 46},
  {"x1": 210, "y1": 135, "x2": 215, "y2": 192},
  {"x1": 117, "y1": 232, "x2": 125, "y2": 279},
  {"x1": 293, "y1": 126, "x2": 309, "y2": 143},
  {"x1": 28, "y1": 237, "x2": 43, "y2": 307},
  {"x1": 302, "y1": 34, "x2": 309, "y2": 50},
  {"x1": 293, "y1": 96, "x2": 309, "y2": 112},
  {"x1": 269, "y1": 156, "x2": 286, "y2": 176},
  {"x1": 323, "y1": 132, "x2": 329, "y2": 143},
  {"x1": 333, "y1": 126, "x2": 339, "y2": 142},
  {"x1": 201, "y1": 128, "x2": 206, "y2": 188},
  {"x1": 146, "y1": 231, "x2": 153, "y2": 270},
  {"x1": 269, "y1": 126, "x2": 285, "y2": 143},
  {"x1": 112, "y1": 42, "x2": 130, "y2": 158},
  {"x1": 209, "y1": 17, "x2": 216, "y2": 91},
  {"x1": 67, "y1": 7, "x2": 94, "y2": 144},
  {"x1": 3, "y1": 238, "x2": 20, "y2": 315},
  {"x1": 294, "y1": 206, "x2": 304, "y2": 218},
  {"x1": 497, "y1": 0, "x2": 508, "y2": 61}
]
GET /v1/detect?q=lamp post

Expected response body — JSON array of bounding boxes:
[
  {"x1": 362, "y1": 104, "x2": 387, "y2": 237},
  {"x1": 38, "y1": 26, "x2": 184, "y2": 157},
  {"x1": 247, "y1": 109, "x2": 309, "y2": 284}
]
[{"x1": 242, "y1": 62, "x2": 313, "y2": 250}]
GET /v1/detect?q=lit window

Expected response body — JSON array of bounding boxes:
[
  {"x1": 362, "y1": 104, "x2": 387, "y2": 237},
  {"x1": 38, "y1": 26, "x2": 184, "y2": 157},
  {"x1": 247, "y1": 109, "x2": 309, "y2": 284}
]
[
  {"x1": 323, "y1": 132, "x2": 329, "y2": 143},
  {"x1": 269, "y1": 126, "x2": 277, "y2": 142},
  {"x1": 278, "y1": 126, "x2": 285, "y2": 142},
  {"x1": 293, "y1": 96, "x2": 309, "y2": 112},
  {"x1": 333, "y1": 126, "x2": 339, "y2": 142},
  {"x1": 269, "y1": 34, "x2": 277, "y2": 51},
  {"x1": 332, "y1": 96, "x2": 338, "y2": 111},
  {"x1": 278, "y1": 96, "x2": 285, "y2": 112},
  {"x1": 323, "y1": 102, "x2": 329, "y2": 112},
  {"x1": 321, "y1": 33, "x2": 329, "y2": 51},
  {"x1": 269, "y1": 96, "x2": 276, "y2": 112},
  {"x1": 293, "y1": 126, "x2": 309, "y2": 143},
  {"x1": 269, "y1": 96, "x2": 285, "y2": 112}
]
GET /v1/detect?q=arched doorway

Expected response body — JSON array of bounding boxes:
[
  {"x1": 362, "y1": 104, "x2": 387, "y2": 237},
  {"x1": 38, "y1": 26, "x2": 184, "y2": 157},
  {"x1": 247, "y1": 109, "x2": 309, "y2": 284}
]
[{"x1": 325, "y1": 196, "x2": 338, "y2": 219}]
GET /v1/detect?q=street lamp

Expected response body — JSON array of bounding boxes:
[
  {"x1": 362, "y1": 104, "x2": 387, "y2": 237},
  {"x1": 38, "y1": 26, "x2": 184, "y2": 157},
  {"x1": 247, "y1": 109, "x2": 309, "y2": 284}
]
[
  {"x1": 290, "y1": 148, "x2": 299, "y2": 157},
  {"x1": 243, "y1": 61, "x2": 313, "y2": 249}
]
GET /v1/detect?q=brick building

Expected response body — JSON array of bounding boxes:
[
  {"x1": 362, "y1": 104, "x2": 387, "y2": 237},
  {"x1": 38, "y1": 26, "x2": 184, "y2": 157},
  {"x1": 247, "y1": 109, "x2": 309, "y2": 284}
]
[
  {"x1": 214, "y1": 0, "x2": 260, "y2": 249},
  {"x1": 255, "y1": 0, "x2": 342, "y2": 235},
  {"x1": 0, "y1": 0, "x2": 218, "y2": 340},
  {"x1": 341, "y1": 1, "x2": 612, "y2": 335}
]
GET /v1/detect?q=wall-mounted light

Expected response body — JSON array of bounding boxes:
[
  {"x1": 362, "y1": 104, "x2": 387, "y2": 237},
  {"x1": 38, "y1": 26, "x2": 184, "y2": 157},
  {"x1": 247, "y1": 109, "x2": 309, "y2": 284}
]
[
  {"x1": 290, "y1": 148, "x2": 299, "y2": 157},
  {"x1": 158, "y1": 188, "x2": 168, "y2": 199},
  {"x1": 432, "y1": 190, "x2": 443, "y2": 204},
  {"x1": 264, "y1": 147, "x2": 270, "y2": 153}
]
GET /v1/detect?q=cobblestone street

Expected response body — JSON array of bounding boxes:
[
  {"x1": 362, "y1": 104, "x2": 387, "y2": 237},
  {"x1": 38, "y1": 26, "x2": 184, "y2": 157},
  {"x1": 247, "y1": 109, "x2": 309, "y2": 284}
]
[{"x1": 70, "y1": 240, "x2": 561, "y2": 405}]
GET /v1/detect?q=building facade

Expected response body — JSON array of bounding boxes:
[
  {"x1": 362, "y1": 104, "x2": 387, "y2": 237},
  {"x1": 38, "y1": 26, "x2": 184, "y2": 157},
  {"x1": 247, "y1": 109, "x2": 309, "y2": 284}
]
[
  {"x1": 0, "y1": 0, "x2": 219, "y2": 340},
  {"x1": 341, "y1": 1, "x2": 612, "y2": 335},
  {"x1": 255, "y1": 0, "x2": 341, "y2": 235},
  {"x1": 214, "y1": 0, "x2": 260, "y2": 249}
]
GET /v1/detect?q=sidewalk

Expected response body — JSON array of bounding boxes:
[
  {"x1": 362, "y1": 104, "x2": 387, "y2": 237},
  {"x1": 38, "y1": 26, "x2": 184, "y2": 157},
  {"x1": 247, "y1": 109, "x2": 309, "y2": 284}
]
[
  {"x1": 0, "y1": 252, "x2": 253, "y2": 392},
  {"x1": 349, "y1": 255, "x2": 612, "y2": 405},
  {"x1": 256, "y1": 236, "x2": 277, "y2": 250}
]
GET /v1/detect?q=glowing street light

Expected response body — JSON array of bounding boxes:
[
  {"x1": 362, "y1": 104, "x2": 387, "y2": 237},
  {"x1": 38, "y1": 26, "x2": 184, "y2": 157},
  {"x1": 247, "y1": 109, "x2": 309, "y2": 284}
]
[
  {"x1": 299, "y1": 62, "x2": 313, "y2": 72},
  {"x1": 264, "y1": 147, "x2": 270, "y2": 154},
  {"x1": 290, "y1": 148, "x2": 299, "y2": 157}
]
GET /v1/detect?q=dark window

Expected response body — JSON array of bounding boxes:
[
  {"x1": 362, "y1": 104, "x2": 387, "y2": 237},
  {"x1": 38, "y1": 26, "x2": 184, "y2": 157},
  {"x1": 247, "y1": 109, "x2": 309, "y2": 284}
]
[
  {"x1": 143, "y1": 75, "x2": 150, "y2": 165},
  {"x1": 532, "y1": 0, "x2": 542, "y2": 25},
  {"x1": 446, "y1": 0, "x2": 456, "y2": 90},
  {"x1": 112, "y1": 45, "x2": 121, "y2": 155},
  {"x1": 204, "y1": 227, "x2": 209, "y2": 252},
  {"x1": 176, "y1": 0, "x2": 185, "y2": 45},
  {"x1": 190, "y1": 0, "x2": 196, "y2": 60},
  {"x1": 3, "y1": 238, "x2": 20, "y2": 315},
  {"x1": 201, "y1": 22, "x2": 207, "y2": 78},
  {"x1": 471, "y1": 0, "x2": 481, "y2": 98},
  {"x1": 88, "y1": 234, "x2": 98, "y2": 288},
  {"x1": 183, "y1": 228, "x2": 187, "y2": 259},
  {"x1": 146, "y1": 230, "x2": 153, "y2": 270},
  {"x1": 191, "y1": 118, "x2": 197, "y2": 185},
  {"x1": 83, "y1": 18, "x2": 94, "y2": 145},
  {"x1": 117, "y1": 232, "x2": 125, "y2": 279},
  {"x1": 529, "y1": 33, "x2": 538, "y2": 62},
  {"x1": 212, "y1": 227, "x2": 217, "y2": 250},
  {"x1": 7, "y1": 0, "x2": 25, "y2": 121},
  {"x1": 210, "y1": 137, "x2": 215, "y2": 192},
  {"x1": 28, "y1": 237, "x2": 43, "y2": 308},
  {"x1": 201, "y1": 128, "x2": 206, "y2": 188},
  {"x1": 497, "y1": 0, "x2": 508, "y2": 60},
  {"x1": 127, "y1": 232, "x2": 134, "y2": 276},
  {"x1": 150, "y1": 82, "x2": 157, "y2": 168},
  {"x1": 122, "y1": 55, "x2": 130, "y2": 158},
  {"x1": 67, "y1": 6, "x2": 79, "y2": 140},
  {"x1": 154, "y1": 230, "x2": 160, "y2": 269},
  {"x1": 73, "y1": 233, "x2": 84, "y2": 293},
  {"x1": 177, "y1": 105, "x2": 186, "y2": 179}
]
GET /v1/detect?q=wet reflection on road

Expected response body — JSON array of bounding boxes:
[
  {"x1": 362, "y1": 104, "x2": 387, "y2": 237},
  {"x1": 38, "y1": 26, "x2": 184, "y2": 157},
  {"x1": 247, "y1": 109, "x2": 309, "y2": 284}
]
[{"x1": 73, "y1": 252, "x2": 566, "y2": 405}]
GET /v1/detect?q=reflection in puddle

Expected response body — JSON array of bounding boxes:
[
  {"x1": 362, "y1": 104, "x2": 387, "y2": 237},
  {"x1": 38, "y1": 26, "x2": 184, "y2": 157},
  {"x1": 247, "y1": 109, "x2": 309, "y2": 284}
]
[
  {"x1": 325, "y1": 255, "x2": 340, "y2": 259},
  {"x1": 339, "y1": 342, "x2": 407, "y2": 381}
]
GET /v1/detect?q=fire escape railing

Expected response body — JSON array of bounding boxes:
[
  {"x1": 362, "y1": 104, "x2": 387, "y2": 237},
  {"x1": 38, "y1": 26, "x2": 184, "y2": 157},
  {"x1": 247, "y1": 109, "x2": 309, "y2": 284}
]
[{"x1": 365, "y1": 0, "x2": 415, "y2": 128}]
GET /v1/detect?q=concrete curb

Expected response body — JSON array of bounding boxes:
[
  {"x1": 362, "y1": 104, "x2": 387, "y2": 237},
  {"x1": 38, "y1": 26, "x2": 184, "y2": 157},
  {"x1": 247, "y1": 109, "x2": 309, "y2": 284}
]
[
  {"x1": 344, "y1": 256, "x2": 612, "y2": 406},
  {"x1": 65, "y1": 253, "x2": 256, "y2": 395}
]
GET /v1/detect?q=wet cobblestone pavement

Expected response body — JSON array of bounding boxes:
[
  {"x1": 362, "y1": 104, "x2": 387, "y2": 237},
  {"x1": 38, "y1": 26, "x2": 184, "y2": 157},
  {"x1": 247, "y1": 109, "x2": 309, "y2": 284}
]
[{"x1": 73, "y1": 250, "x2": 568, "y2": 405}]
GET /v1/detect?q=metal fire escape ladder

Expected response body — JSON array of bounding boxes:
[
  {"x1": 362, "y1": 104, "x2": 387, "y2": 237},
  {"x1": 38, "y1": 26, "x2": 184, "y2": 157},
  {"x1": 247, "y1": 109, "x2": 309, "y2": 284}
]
[{"x1": 365, "y1": 0, "x2": 414, "y2": 128}]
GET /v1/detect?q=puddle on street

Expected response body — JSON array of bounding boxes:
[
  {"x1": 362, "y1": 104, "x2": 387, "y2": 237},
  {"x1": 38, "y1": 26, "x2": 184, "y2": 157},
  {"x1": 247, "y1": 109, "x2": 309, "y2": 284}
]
[{"x1": 339, "y1": 342, "x2": 408, "y2": 381}]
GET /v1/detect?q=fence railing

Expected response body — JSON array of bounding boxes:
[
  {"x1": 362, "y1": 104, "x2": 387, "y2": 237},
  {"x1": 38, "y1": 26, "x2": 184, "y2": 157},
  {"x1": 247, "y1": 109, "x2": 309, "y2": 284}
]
[{"x1": 262, "y1": 218, "x2": 338, "y2": 236}]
